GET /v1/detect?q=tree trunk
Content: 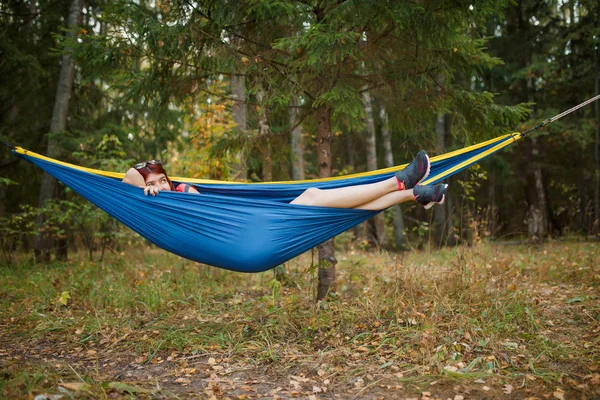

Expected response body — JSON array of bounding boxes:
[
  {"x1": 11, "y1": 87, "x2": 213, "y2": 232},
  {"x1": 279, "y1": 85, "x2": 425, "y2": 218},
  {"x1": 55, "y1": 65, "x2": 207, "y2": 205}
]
[
  {"x1": 34, "y1": 0, "x2": 84, "y2": 261},
  {"x1": 362, "y1": 91, "x2": 385, "y2": 245},
  {"x1": 433, "y1": 112, "x2": 453, "y2": 247},
  {"x1": 346, "y1": 131, "x2": 364, "y2": 241},
  {"x1": 257, "y1": 89, "x2": 272, "y2": 181},
  {"x1": 594, "y1": 36, "x2": 599, "y2": 234},
  {"x1": 525, "y1": 136, "x2": 548, "y2": 240},
  {"x1": 231, "y1": 74, "x2": 247, "y2": 181},
  {"x1": 380, "y1": 107, "x2": 407, "y2": 250},
  {"x1": 316, "y1": 105, "x2": 337, "y2": 301},
  {"x1": 517, "y1": 0, "x2": 548, "y2": 241},
  {"x1": 290, "y1": 99, "x2": 304, "y2": 180},
  {"x1": 488, "y1": 168, "x2": 497, "y2": 238}
]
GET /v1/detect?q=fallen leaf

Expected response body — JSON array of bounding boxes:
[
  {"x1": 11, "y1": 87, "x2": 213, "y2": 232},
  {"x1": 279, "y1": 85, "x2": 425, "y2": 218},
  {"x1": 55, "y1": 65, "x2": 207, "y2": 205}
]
[
  {"x1": 503, "y1": 384, "x2": 514, "y2": 394},
  {"x1": 553, "y1": 388, "x2": 565, "y2": 400},
  {"x1": 59, "y1": 382, "x2": 90, "y2": 392},
  {"x1": 587, "y1": 374, "x2": 600, "y2": 384},
  {"x1": 33, "y1": 395, "x2": 64, "y2": 400},
  {"x1": 290, "y1": 375, "x2": 310, "y2": 383}
]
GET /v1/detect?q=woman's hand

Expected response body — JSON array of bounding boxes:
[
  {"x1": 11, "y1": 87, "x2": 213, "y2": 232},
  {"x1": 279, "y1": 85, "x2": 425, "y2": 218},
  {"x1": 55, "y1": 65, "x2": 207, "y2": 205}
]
[{"x1": 144, "y1": 185, "x2": 160, "y2": 196}]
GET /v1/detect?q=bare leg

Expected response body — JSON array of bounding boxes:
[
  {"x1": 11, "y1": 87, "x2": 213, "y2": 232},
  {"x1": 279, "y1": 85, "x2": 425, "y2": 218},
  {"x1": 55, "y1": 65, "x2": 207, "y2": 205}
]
[
  {"x1": 290, "y1": 177, "x2": 398, "y2": 208},
  {"x1": 354, "y1": 189, "x2": 414, "y2": 210}
]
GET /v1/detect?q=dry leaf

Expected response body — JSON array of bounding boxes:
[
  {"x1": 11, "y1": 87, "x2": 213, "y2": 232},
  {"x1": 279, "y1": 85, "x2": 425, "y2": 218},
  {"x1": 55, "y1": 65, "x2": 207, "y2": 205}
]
[
  {"x1": 290, "y1": 375, "x2": 310, "y2": 383},
  {"x1": 60, "y1": 382, "x2": 90, "y2": 391},
  {"x1": 553, "y1": 388, "x2": 565, "y2": 400},
  {"x1": 503, "y1": 384, "x2": 514, "y2": 394},
  {"x1": 33, "y1": 395, "x2": 64, "y2": 400}
]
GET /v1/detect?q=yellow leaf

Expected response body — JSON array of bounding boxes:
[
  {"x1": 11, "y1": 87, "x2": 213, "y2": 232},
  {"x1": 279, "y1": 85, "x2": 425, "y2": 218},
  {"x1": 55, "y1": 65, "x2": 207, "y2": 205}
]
[{"x1": 58, "y1": 291, "x2": 71, "y2": 306}]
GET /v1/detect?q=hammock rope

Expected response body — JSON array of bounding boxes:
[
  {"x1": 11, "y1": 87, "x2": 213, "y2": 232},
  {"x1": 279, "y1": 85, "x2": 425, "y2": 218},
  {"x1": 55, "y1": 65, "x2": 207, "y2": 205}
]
[
  {"x1": 521, "y1": 94, "x2": 600, "y2": 136},
  {"x1": 0, "y1": 137, "x2": 15, "y2": 150}
]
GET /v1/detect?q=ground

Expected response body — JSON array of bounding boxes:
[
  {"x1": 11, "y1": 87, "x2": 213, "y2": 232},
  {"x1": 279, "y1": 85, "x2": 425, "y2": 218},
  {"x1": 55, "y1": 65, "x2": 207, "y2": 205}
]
[{"x1": 1, "y1": 239, "x2": 599, "y2": 399}]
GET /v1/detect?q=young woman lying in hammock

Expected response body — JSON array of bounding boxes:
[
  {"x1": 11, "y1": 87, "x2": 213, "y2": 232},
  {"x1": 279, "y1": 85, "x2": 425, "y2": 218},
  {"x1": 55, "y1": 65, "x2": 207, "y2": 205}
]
[{"x1": 122, "y1": 151, "x2": 448, "y2": 210}]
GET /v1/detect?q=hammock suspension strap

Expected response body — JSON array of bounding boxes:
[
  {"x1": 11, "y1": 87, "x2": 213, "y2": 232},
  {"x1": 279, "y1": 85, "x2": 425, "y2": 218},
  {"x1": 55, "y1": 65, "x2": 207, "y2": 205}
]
[
  {"x1": 0, "y1": 137, "x2": 15, "y2": 150},
  {"x1": 521, "y1": 94, "x2": 600, "y2": 136}
]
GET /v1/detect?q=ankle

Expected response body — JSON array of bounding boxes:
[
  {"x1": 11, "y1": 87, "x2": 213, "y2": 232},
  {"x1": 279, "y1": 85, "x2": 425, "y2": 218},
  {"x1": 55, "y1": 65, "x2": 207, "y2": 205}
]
[{"x1": 397, "y1": 178, "x2": 406, "y2": 191}]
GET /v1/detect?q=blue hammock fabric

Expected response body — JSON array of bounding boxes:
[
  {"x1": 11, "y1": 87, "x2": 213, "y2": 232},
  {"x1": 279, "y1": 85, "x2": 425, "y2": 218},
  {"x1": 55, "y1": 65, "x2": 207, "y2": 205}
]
[{"x1": 13, "y1": 133, "x2": 521, "y2": 272}]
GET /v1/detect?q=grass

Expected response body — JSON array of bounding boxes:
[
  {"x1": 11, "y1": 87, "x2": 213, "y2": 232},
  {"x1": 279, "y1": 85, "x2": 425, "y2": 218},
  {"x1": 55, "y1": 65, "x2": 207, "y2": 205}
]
[{"x1": 0, "y1": 239, "x2": 599, "y2": 399}]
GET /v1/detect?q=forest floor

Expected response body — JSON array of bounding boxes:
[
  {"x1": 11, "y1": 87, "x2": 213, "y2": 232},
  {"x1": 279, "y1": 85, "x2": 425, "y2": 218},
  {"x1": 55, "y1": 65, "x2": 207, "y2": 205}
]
[{"x1": 1, "y1": 238, "x2": 599, "y2": 399}]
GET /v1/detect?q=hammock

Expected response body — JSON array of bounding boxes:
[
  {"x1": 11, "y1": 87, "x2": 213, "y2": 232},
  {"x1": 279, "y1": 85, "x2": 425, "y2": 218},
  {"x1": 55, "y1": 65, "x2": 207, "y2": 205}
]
[{"x1": 10, "y1": 132, "x2": 523, "y2": 272}]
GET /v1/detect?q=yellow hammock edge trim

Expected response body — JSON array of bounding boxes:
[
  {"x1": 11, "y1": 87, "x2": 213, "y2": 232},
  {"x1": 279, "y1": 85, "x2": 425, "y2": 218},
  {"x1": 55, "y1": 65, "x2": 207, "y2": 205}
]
[{"x1": 13, "y1": 132, "x2": 521, "y2": 185}]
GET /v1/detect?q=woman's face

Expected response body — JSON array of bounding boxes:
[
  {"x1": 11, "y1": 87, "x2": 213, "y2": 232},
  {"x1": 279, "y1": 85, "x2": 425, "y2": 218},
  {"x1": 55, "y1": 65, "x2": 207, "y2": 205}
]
[{"x1": 145, "y1": 172, "x2": 172, "y2": 192}]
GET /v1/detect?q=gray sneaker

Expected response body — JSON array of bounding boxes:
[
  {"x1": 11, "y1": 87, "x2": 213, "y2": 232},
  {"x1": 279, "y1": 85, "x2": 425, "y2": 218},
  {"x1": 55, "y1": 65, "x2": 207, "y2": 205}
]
[
  {"x1": 414, "y1": 184, "x2": 448, "y2": 209},
  {"x1": 395, "y1": 150, "x2": 430, "y2": 190}
]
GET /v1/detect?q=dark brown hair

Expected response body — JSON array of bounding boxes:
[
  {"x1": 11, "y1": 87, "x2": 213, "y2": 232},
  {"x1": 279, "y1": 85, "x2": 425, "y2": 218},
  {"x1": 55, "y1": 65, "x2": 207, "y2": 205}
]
[{"x1": 136, "y1": 163, "x2": 175, "y2": 191}]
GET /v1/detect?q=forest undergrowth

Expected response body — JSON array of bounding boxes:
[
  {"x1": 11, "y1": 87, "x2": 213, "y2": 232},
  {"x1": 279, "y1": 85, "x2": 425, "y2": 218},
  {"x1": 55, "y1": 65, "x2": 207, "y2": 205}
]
[{"x1": 1, "y1": 239, "x2": 598, "y2": 399}]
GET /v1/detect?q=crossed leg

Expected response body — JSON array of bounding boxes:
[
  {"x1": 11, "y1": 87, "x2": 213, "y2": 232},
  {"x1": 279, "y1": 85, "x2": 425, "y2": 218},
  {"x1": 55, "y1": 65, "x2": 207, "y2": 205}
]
[{"x1": 290, "y1": 177, "x2": 414, "y2": 210}]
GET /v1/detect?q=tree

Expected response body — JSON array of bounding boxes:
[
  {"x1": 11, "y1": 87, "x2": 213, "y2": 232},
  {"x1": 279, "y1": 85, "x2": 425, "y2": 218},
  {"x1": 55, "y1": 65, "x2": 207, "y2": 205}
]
[
  {"x1": 595, "y1": 35, "x2": 600, "y2": 233},
  {"x1": 34, "y1": 0, "x2": 84, "y2": 261},
  {"x1": 289, "y1": 97, "x2": 305, "y2": 181},
  {"x1": 363, "y1": 90, "x2": 385, "y2": 245},
  {"x1": 231, "y1": 74, "x2": 248, "y2": 180},
  {"x1": 380, "y1": 106, "x2": 407, "y2": 250}
]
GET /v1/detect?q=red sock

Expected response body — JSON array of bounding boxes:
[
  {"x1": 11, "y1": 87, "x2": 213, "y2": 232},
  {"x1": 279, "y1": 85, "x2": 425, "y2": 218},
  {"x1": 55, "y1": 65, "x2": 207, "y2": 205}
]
[{"x1": 397, "y1": 179, "x2": 405, "y2": 191}]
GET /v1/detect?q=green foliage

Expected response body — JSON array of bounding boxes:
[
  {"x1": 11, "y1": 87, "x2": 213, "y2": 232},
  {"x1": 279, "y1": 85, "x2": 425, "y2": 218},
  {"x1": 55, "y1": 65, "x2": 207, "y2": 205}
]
[
  {"x1": 0, "y1": 198, "x2": 126, "y2": 265},
  {"x1": 0, "y1": 177, "x2": 17, "y2": 186},
  {"x1": 0, "y1": 205, "x2": 37, "y2": 265}
]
